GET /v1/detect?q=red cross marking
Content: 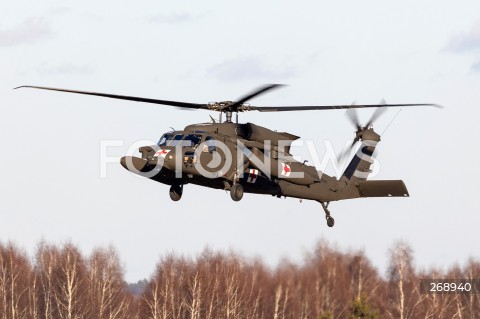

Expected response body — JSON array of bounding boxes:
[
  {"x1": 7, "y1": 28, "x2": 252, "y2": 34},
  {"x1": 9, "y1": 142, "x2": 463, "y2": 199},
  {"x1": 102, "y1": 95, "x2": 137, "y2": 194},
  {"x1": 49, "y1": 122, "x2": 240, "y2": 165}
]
[{"x1": 281, "y1": 163, "x2": 291, "y2": 177}]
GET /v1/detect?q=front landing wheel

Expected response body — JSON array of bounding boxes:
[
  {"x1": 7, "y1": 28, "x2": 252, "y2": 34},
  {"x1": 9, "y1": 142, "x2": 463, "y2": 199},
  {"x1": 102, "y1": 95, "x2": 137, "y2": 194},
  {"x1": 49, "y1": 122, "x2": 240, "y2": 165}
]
[
  {"x1": 230, "y1": 184, "x2": 244, "y2": 201},
  {"x1": 169, "y1": 184, "x2": 183, "y2": 201}
]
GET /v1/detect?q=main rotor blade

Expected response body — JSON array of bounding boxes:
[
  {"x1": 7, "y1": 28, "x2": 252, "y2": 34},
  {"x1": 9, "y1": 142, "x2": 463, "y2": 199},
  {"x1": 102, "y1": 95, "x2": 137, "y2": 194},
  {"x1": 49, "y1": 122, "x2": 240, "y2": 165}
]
[
  {"x1": 15, "y1": 85, "x2": 208, "y2": 110},
  {"x1": 253, "y1": 103, "x2": 441, "y2": 112},
  {"x1": 230, "y1": 84, "x2": 285, "y2": 111}
]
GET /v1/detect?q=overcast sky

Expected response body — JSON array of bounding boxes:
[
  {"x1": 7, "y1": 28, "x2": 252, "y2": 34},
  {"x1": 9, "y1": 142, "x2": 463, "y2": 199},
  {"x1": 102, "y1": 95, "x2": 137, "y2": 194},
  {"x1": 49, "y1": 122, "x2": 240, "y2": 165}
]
[{"x1": 1, "y1": 0, "x2": 480, "y2": 282}]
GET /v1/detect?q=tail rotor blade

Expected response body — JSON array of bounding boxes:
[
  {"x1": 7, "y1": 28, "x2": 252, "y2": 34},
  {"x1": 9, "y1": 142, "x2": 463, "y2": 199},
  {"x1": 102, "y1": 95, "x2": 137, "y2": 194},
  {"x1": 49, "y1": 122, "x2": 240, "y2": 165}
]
[
  {"x1": 338, "y1": 137, "x2": 359, "y2": 163},
  {"x1": 366, "y1": 107, "x2": 387, "y2": 127},
  {"x1": 346, "y1": 109, "x2": 361, "y2": 130}
]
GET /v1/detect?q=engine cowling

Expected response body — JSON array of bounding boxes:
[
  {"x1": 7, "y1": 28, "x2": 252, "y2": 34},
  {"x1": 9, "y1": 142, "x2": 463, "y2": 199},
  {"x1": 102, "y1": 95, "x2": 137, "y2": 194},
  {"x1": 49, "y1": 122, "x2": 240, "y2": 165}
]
[{"x1": 237, "y1": 123, "x2": 299, "y2": 147}]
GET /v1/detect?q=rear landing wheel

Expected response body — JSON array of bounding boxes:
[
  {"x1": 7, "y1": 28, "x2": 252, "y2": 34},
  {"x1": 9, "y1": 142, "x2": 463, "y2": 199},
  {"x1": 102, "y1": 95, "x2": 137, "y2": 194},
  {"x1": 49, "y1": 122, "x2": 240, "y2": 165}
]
[
  {"x1": 169, "y1": 184, "x2": 183, "y2": 201},
  {"x1": 320, "y1": 201, "x2": 335, "y2": 227},
  {"x1": 230, "y1": 184, "x2": 244, "y2": 201},
  {"x1": 326, "y1": 216, "x2": 335, "y2": 227}
]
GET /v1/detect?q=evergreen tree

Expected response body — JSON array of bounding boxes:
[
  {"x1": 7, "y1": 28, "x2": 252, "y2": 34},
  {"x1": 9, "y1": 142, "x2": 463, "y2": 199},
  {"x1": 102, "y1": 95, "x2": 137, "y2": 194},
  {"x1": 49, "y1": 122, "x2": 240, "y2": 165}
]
[{"x1": 350, "y1": 294, "x2": 380, "y2": 319}]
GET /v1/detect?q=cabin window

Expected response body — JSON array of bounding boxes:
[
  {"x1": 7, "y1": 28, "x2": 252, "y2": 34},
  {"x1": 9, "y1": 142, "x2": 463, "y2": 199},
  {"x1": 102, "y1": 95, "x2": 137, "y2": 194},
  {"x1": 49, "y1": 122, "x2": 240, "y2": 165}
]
[
  {"x1": 184, "y1": 134, "x2": 203, "y2": 148},
  {"x1": 183, "y1": 151, "x2": 196, "y2": 166}
]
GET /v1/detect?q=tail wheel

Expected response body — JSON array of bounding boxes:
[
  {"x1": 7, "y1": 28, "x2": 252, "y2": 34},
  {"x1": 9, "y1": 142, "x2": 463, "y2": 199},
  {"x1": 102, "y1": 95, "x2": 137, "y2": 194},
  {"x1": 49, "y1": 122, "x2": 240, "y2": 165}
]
[
  {"x1": 230, "y1": 184, "x2": 244, "y2": 201},
  {"x1": 169, "y1": 184, "x2": 183, "y2": 201},
  {"x1": 320, "y1": 202, "x2": 335, "y2": 227},
  {"x1": 326, "y1": 216, "x2": 335, "y2": 227}
]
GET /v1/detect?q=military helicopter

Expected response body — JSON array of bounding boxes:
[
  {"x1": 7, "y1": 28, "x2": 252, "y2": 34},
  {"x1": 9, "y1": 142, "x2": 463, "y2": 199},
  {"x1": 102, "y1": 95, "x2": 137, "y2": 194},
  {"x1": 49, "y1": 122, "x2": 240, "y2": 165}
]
[{"x1": 17, "y1": 84, "x2": 438, "y2": 227}]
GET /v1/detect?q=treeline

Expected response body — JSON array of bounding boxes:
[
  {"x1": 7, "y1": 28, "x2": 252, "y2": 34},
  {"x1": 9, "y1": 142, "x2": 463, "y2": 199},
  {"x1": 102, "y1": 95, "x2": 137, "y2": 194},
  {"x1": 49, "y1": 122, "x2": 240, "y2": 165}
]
[{"x1": 0, "y1": 240, "x2": 479, "y2": 319}]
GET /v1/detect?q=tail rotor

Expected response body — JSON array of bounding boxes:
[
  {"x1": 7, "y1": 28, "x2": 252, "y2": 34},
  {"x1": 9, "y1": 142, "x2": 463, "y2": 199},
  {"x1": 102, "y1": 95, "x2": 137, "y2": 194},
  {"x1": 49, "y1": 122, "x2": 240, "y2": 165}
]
[{"x1": 339, "y1": 106, "x2": 387, "y2": 167}]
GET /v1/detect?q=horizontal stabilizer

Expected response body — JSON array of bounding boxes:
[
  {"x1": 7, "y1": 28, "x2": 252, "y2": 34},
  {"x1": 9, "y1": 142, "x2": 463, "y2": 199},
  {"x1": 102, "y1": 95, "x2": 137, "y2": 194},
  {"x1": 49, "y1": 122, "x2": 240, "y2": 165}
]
[{"x1": 357, "y1": 180, "x2": 409, "y2": 198}]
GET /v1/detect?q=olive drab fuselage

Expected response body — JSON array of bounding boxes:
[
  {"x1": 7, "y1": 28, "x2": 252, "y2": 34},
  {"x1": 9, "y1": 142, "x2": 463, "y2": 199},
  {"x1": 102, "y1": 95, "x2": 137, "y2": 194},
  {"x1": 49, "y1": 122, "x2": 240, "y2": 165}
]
[{"x1": 120, "y1": 121, "x2": 408, "y2": 206}]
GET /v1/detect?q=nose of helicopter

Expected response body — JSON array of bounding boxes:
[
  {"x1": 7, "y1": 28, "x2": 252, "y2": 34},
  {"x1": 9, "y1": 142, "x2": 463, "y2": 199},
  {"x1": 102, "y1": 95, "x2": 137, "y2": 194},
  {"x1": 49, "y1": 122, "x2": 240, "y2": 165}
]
[
  {"x1": 159, "y1": 149, "x2": 177, "y2": 171},
  {"x1": 120, "y1": 156, "x2": 148, "y2": 172}
]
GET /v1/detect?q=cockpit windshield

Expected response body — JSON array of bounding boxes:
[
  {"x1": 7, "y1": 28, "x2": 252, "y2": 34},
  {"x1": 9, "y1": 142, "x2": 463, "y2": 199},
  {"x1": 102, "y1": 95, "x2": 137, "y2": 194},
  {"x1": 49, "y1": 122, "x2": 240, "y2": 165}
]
[
  {"x1": 157, "y1": 133, "x2": 173, "y2": 146},
  {"x1": 157, "y1": 133, "x2": 185, "y2": 146},
  {"x1": 158, "y1": 133, "x2": 204, "y2": 147}
]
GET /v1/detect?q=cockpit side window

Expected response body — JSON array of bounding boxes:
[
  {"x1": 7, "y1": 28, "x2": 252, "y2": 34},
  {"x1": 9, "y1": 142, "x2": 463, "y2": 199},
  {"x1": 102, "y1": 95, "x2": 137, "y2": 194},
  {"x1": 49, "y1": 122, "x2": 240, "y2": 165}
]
[
  {"x1": 158, "y1": 133, "x2": 173, "y2": 146},
  {"x1": 184, "y1": 134, "x2": 203, "y2": 148},
  {"x1": 168, "y1": 134, "x2": 184, "y2": 146},
  {"x1": 205, "y1": 136, "x2": 216, "y2": 152}
]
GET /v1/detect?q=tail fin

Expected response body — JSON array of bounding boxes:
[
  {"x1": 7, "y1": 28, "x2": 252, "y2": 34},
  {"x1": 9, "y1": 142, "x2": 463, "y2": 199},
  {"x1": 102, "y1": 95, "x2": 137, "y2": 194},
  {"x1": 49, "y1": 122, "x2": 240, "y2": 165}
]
[{"x1": 342, "y1": 128, "x2": 380, "y2": 181}]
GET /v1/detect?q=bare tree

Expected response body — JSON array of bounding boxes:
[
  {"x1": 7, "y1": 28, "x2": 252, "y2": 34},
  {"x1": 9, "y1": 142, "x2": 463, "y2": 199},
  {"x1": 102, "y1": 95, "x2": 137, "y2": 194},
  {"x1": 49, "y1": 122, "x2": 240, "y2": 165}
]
[
  {"x1": 182, "y1": 270, "x2": 202, "y2": 319},
  {"x1": 87, "y1": 246, "x2": 130, "y2": 319},
  {"x1": 220, "y1": 253, "x2": 248, "y2": 319},
  {"x1": 462, "y1": 258, "x2": 480, "y2": 318},
  {"x1": 4, "y1": 238, "x2": 480, "y2": 319},
  {"x1": 386, "y1": 241, "x2": 423, "y2": 319},
  {"x1": 28, "y1": 268, "x2": 40, "y2": 319},
  {"x1": 417, "y1": 267, "x2": 455, "y2": 318},
  {"x1": 56, "y1": 242, "x2": 88, "y2": 319},
  {"x1": 35, "y1": 242, "x2": 88, "y2": 319},
  {"x1": 140, "y1": 254, "x2": 187, "y2": 319},
  {"x1": 0, "y1": 242, "x2": 31, "y2": 319},
  {"x1": 35, "y1": 242, "x2": 60, "y2": 319}
]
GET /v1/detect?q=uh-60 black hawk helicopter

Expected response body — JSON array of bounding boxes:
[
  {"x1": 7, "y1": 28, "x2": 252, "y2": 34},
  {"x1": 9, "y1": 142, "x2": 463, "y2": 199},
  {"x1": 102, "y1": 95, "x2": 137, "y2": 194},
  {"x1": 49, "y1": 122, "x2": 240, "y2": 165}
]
[{"x1": 17, "y1": 84, "x2": 438, "y2": 227}]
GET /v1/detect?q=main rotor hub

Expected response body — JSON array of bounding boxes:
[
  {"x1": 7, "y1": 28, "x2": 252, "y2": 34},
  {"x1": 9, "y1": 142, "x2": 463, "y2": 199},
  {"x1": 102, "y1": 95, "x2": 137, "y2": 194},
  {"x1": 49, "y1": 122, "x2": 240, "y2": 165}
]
[
  {"x1": 207, "y1": 101, "x2": 234, "y2": 112},
  {"x1": 207, "y1": 101, "x2": 253, "y2": 113},
  {"x1": 206, "y1": 101, "x2": 255, "y2": 123}
]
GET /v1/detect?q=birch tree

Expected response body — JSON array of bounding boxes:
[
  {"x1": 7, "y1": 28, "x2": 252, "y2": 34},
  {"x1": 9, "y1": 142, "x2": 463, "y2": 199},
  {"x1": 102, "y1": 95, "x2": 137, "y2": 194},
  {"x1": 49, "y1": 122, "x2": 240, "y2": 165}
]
[
  {"x1": 49, "y1": 242, "x2": 87, "y2": 319},
  {"x1": 0, "y1": 242, "x2": 31, "y2": 319},
  {"x1": 87, "y1": 246, "x2": 130, "y2": 319},
  {"x1": 387, "y1": 241, "x2": 422, "y2": 319}
]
